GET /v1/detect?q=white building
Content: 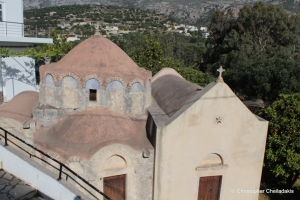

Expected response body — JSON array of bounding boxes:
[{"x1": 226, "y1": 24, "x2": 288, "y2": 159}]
[
  {"x1": 66, "y1": 33, "x2": 80, "y2": 42},
  {"x1": 200, "y1": 26, "x2": 208, "y2": 32},
  {"x1": 0, "y1": 0, "x2": 52, "y2": 102},
  {"x1": 105, "y1": 26, "x2": 119, "y2": 31},
  {"x1": 189, "y1": 26, "x2": 199, "y2": 32},
  {"x1": 202, "y1": 32, "x2": 210, "y2": 38}
]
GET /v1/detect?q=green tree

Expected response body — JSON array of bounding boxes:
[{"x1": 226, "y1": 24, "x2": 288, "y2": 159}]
[
  {"x1": 206, "y1": 2, "x2": 300, "y2": 101},
  {"x1": 173, "y1": 67, "x2": 214, "y2": 86},
  {"x1": 22, "y1": 29, "x2": 76, "y2": 62},
  {"x1": 132, "y1": 36, "x2": 183, "y2": 74},
  {"x1": 1, "y1": 30, "x2": 79, "y2": 62},
  {"x1": 259, "y1": 93, "x2": 300, "y2": 188}
]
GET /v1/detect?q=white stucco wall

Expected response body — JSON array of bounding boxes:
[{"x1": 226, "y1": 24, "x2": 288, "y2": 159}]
[
  {"x1": 0, "y1": 0, "x2": 23, "y2": 37},
  {"x1": 153, "y1": 81, "x2": 268, "y2": 200},
  {"x1": 0, "y1": 56, "x2": 38, "y2": 101},
  {"x1": 0, "y1": 143, "x2": 84, "y2": 200}
]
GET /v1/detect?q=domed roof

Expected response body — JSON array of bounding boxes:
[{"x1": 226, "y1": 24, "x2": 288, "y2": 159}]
[
  {"x1": 0, "y1": 91, "x2": 39, "y2": 122},
  {"x1": 40, "y1": 35, "x2": 151, "y2": 83},
  {"x1": 34, "y1": 108, "x2": 152, "y2": 159}
]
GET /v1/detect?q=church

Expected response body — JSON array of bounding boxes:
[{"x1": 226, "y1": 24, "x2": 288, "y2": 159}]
[{"x1": 0, "y1": 34, "x2": 268, "y2": 200}]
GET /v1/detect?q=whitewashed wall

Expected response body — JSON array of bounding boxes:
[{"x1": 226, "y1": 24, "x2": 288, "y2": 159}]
[
  {"x1": 0, "y1": 143, "x2": 84, "y2": 200},
  {"x1": 0, "y1": 0, "x2": 23, "y2": 37},
  {"x1": 0, "y1": 56, "x2": 38, "y2": 101}
]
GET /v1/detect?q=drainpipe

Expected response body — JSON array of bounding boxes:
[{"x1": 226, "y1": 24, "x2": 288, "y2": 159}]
[
  {"x1": 0, "y1": 55, "x2": 4, "y2": 102},
  {"x1": 0, "y1": 55, "x2": 3, "y2": 90}
]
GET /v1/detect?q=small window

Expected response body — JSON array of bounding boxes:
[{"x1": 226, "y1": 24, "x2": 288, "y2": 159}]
[
  {"x1": 0, "y1": 4, "x2": 3, "y2": 22},
  {"x1": 89, "y1": 89, "x2": 97, "y2": 101}
]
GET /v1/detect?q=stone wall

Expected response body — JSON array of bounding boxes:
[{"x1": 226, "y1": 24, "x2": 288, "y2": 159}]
[
  {"x1": 38, "y1": 74, "x2": 152, "y2": 124},
  {"x1": 31, "y1": 144, "x2": 154, "y2": 200},
  {"x1": 33, "y1": 108, "x2": 66, "y2": 127},
  {"x1": 90, "y1": 144, "x2": 154, "y2": 200}
]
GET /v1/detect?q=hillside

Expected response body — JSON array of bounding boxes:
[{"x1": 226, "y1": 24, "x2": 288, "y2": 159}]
[
  {"x1": 23, "y1": 4, "x2": 195, "y2": 38},
  {"x1": 23, "y1": 0, "x2": 300, "y2": 25}
]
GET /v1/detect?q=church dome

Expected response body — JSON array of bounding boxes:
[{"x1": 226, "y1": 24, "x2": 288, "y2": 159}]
[
  {"x1": 39, "y1": 35, "x2": 151, "y2": 84},
  {"x1": 34, "y1": 108, "x2": 152, "y2": 159},
  {"x1": 0, "y1": 91, "x2": 39, "y2": 122}
]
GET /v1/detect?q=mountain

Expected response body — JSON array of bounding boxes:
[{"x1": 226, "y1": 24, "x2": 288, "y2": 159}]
[{"x1": 23, "y1": 0, "x2": 300, "y2": 24}]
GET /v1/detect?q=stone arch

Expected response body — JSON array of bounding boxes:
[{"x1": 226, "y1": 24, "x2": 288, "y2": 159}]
[
  {"x1": 65, "y1": 156, "x2": 85, "y2": 176},
  {"x1": 45, "y1": 73, "x2": 55, "y2": 87},
  {"x1": 47, "y1": 151, "x2": 61, "y2": 162},
  {"x1": 107, "y1": 79, "x2": 125, "y2": 93},
  {"x1": 61, "y1": 76, "x2": 78, "y2": 88},
  {"x1": 129, "y1": 79, "x2": 144, "y2": 93},
  {"x1": 106, "y1": 77, "x2": 126, "y2": 90},
  {"x1": 103, "y1": 155, "x2": 127, "y2": 171},
  {"x1": 84, "y1": 75, "x2": 102, "y2": 87},
  {"x1": 93, "y1": 144, "x2": 134, "y2": 173},
  {"x1": 86, "y1": 78, "x2": 101, "y2": 89},
  {"x1": 200, "y1": 153, "x2": 223, "y2": 167},
  {"x1": 58, "y1": 72, "x2": 82, "y2": 88}
]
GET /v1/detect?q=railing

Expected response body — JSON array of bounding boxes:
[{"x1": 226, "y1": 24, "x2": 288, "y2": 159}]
[
  {"x1": 0, "y1": 127, "x2": 112, "y2": 200},
  {"x1": 0, "y1": 91, "x2": 3, "y2": 105},
  {"x1": 0, "y1": 21, "x2": 52, "y2": 38},
  {"x1": 0, "y1": 21, "x2": 24, "y2": 37}
]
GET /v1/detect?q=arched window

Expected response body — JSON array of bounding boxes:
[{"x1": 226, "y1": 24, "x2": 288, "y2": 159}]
[
  {"x1": 45, "y1": 74, "x2": 55, "y2": 87},
  {"x1": 61, "y1": 76, "x2": 78, "y2": 88},
  {"x1": 130, "y1": 82, "x2": 143, "y2": 93},
  {"x1": 107, "y1": 81, "x2": 123, "y2": 93},
  {"x1": 86, "y1": 78, "x2": 100, "y2": 89},
  {"x1": 86, "y1": 79, "x2": 100, "y2": 101}
]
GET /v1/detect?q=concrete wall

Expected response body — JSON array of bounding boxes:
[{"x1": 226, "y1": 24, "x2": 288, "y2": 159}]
[
  {"x1": 0, "y1": 0, "x2": 23, "y2": 37},
  {"x1": 0, "y1": 142, "x2": 87, "y2": 200},
  {"x1": 0, "y1": 56, "x2": 37, "y2": 101},
  {"x1": 153, "y1": 82, "x2": 268, "y2": 200}
]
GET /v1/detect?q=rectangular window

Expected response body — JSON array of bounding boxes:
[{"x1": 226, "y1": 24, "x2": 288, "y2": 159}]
[
  {"x1": 0, "y1": 4, "x2": 2, "y2": 22},
  {"x1": 89, "y1": 89, "x2": 97, "y2": 101}
]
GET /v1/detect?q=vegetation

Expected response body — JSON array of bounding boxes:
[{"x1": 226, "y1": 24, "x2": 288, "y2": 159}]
[
  {"x1": 110, "y1": 33, "x2": 213, "y2": 86},
  {"x1": 205, "y1": 2, "x2": 300, "y2": 101},
  {"x1": 205, "y1": 2, "x2": 300, "y2": 197},
  {"x1": 1, "y1": 30, "x2": 79, "y2": 62},
  {"x1": 24, "y1": 5, "x2": 177, "y2": 38},
  {"x1": 259, "y1": 93, "x2": 300, "y2": 188}
]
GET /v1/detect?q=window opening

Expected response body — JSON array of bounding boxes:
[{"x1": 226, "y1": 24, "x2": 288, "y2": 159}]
[
  {"x1": 0, "y1": 4, "x2": 3, "y2": 22},
  {"x1": 89, "y1": 89, "x2": 97, "y2": 101}
]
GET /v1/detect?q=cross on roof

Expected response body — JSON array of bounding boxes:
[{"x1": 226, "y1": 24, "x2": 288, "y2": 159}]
[{"x1": 217, "y1": 66, "x2": 225, "y2": 78}]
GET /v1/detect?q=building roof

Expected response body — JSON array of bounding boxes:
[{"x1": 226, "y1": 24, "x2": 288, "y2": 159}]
[
  {"x1": 151, "y1": 69, "x2": 202, "y2": 117},
  {"x1": 149, "y1": 68, "x2": 216, "y2": 126},
  {"x1": 0, "y1": 91, "x2": 39, "y2": 123},
  {"x1": 34, "y1": 108, "x2": 153, "y2": 160},
  {"x1": 40, "y1": 35, "x2": 151, "y2": 83}
]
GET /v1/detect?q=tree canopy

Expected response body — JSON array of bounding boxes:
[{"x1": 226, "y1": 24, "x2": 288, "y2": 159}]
[
  {"x1": 110, "y1": 33, "x2": 213, "y2": 86},
  {"x1": 206, "y1": 2, "x2": 300, "y2": 101},
  {"x1": 0, "y1": 30, "x2": 79, "y2": 62},
  {"x1": 259, "y1": 93, "x2": 300, "y2": 188}
]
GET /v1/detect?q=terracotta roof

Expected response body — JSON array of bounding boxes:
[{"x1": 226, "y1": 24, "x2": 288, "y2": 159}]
[
  {"x1": 34, "y1": 108, "x2": 153, "y2": 160},
  {"x1": 152, "y1": 72, "x2": 202, "y2": 117},
  {"x1": 40, "y1": 35, "x2": 151, "y2": 83},
  {"x1": 0, "y1": 91, "x2": 39, "y2": 123}
]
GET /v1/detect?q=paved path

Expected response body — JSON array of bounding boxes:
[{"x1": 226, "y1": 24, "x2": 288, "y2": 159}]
[{"x1": 0, "y1": 169, "x2": 50, "y2": 200}]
